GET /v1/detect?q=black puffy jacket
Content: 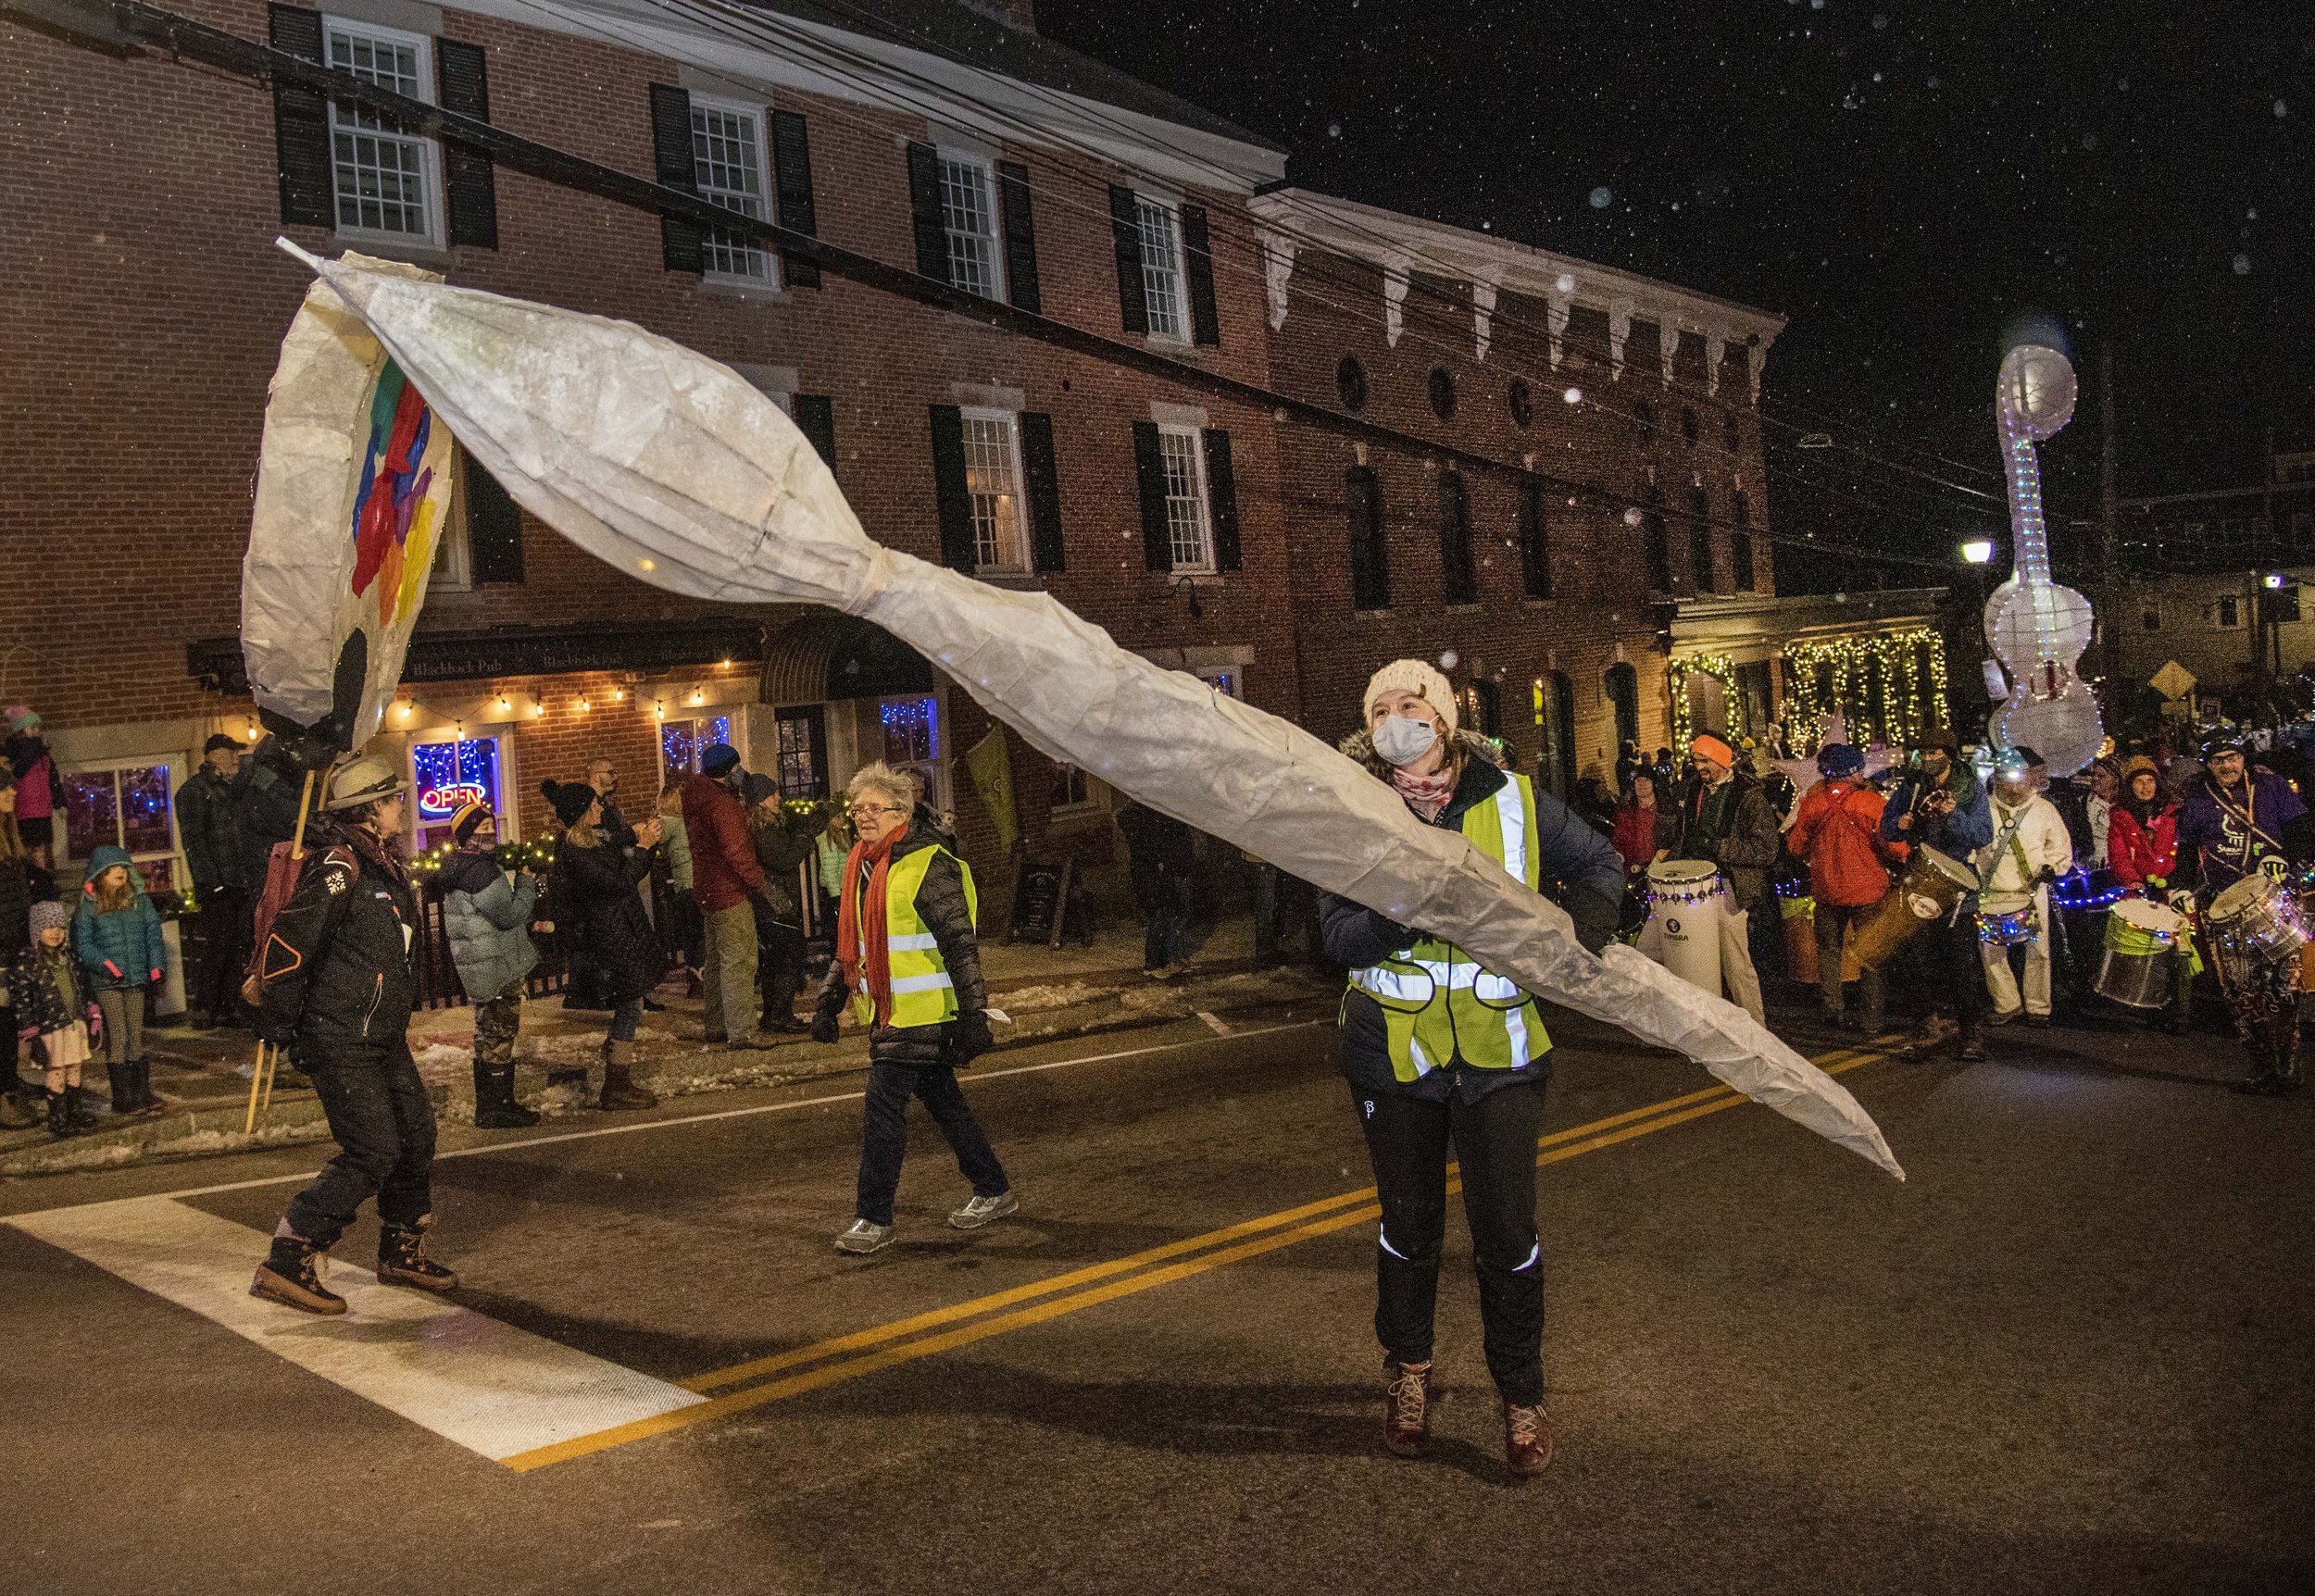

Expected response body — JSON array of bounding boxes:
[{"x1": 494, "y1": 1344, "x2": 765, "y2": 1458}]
[
  {"x1": 813, "y1": 812, "x2": 989, "y2": 1067},
  {"x1": 553, "y1": 835, "x2": 664, "y2": 1009},
  {"x1": 254, "y1": 822, "x2": 419, "y2": 1057},
  {"x1": 175, "y1": 767, "x2": 250, "y2": 894},
  {"x1": 0, "y1": 855, "x2": 30, "y2": 966}
]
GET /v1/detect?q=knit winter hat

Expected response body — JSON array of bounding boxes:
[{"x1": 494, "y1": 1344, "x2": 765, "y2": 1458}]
[
  {"x1": 449, "y1": 801, "x2": 493, "y2": 846},
  {"x1": 1913, "y1": 723, "x2": 1958, "y2": 754},
  {"x1": 741, "y1": 771, "x2": 781, "y2": 806},
  {"x1": 1818, "y1": 742, "x2": 1865, "y2": 779},
  {"x1": 541, "y1": 779, "x2": 597, "y2": 828},
  {"x1": 5, "y1": 706, "x2": 37, "y2": 734},
  {"x1": 1362, "y1": 659, "x2": 1458, "y2": 733},
  {"x1": 2121, "y1": 754, "x2": 2161, "y2": 785},
  {"x1": 1690, "y1": 732, "x2": 1736, "y2": 769},
  {"x1": 29, "y1": 900, "x2": 68, "y2": 936},
  {"x1": 698, "y1": 742, "x2": 742, "y2": 778}
]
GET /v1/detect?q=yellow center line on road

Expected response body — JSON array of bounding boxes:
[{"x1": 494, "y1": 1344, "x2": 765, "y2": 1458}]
[{"x1": 500, "y1": 1049, "x2": 1874, "y2": 1473}]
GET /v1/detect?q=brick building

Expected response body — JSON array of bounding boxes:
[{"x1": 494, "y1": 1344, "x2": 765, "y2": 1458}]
[
  {"x1": 1249, "y1": 190, "x2": 1784, "y2": 797},
  {"x1": 3, "y1": 0, "x2": 1296, "y2": 901}
]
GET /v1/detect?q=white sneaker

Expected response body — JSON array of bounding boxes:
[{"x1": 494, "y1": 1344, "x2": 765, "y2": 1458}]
[
  {"x1": 834, "y1": 1219, "x2": 895, "y2": 1254},
  {"x1": 948, "y1": 1191, "x2": 1019, "y2": 1229}
]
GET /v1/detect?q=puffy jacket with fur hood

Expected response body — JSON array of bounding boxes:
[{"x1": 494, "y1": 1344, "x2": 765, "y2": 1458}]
[{"x1": 72, "y1": 843, "x2": 167, "y2": 991}]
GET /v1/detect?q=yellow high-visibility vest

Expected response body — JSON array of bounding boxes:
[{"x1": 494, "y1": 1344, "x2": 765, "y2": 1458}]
[
  {"x1": 851, "y1": 844, "x2": 978, "y2": 1029},
  {"x1": 1346, "y1": 771, "x2": 1551, "y2": 1080}
]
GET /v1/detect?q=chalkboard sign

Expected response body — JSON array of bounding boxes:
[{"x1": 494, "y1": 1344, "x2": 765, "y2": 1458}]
[{"x1": 1006, "y1": 857, "x2": 1072, "y2": 948}]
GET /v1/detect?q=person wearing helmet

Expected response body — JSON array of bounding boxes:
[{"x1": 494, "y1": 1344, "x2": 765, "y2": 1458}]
[
  {"x1": 248, "y1": 754, "x2": 457, "y2": 1315},
  {"x1": 1971, "y1": 746, "x2": 2073, "y2": 1029},
  {"x1": 2179, "y1": 731, "x2": 2309, "y2": 1094}
]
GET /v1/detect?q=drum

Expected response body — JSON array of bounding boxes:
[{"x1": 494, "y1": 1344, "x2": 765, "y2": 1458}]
[
  {"x1": 1781, "y1": 895, "x2": 1864, "y2": 986},
  {"x1": 1847, "y1": 847, "x2": 1979, "y2": 970},
  {"x1": 2207, "y1": 874, "x2": 2310, "y2": 971},
  {"x1": 1974, "y1": 892, "x2": 2040, "y2": 947},
  {"x1": 2097, "y1": 898, "x2": 2184, "y2": 1009},
  {"x1": 1646, "y1": 859, "x2": 1725, "y2": 997}
]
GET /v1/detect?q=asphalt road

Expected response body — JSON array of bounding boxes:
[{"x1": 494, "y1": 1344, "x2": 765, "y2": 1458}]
[{"x1": 3, "y1": 1002, "x2": 2310, "y2": 1596}]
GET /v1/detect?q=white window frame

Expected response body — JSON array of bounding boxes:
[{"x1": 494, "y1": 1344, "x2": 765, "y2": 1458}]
[
  {"x1": 654, "y1": 708, "x2": 744, "y2": 792},
  {"x1": 1157, "y1": 423, "x2": 1215, "y2": 573},
  {"x1": 689, "y1": 93, "x2": 779, "y2": 287},
  {"x1": 57, "y1": 754, "x2": 186, "y2": 895},
  {"x1": 406, "y1": 728, "x2": 519, "y2": 850},
  {"x1": 322, "y1": 16, "x2": 444, "y2": 247},
  {"x1": 937, "y1": 150, "x2": 1006, "y2": 302},
  {"x1": 959, "y1": 406, "x2": 1030, "y2": 575},
  {"x1": 1134, "y1": 193, "x2": 1190, "y2": 341}
]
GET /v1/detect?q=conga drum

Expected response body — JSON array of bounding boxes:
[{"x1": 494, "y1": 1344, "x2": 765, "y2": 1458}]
[
  {"x1": 1847, "y1": 846, "x2": 1979, "y2": 970},
  {"x1": 1646, "y1": 859, "x2": 1726, "y2": 997},
  {"x1": 2098, "y1": 898, "x2": 2184, "y2": 1009},
  {"x1": 1782, "y1": 894, "x2": 1820, "y2": 984}
]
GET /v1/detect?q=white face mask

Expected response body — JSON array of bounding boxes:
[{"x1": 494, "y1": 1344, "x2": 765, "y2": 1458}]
[{"x1": 1373, "y1": 715, "x2": 1439, "y2": 768}]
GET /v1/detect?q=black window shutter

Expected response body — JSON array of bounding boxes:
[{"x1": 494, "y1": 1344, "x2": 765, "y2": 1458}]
[
  {"x1": 907, "y1": 143, "x2": 950, "y2": 283},
  {"x1": 463, "y1": 446, "x2": 524, "y2": 584},
  {"x1": 1020, "y1": 412, "x2": 1065, "y2": 572},
  {"x1": 647, "y1": 85, "x2": 702, "y2": 274},
  {"x1": 1182, "y1": 204, "x2": 1220, "y2": 347},
  {"x1": 1108, "y1": 186, "x2": 1148, "y2": 336},
  {"x1": 1642, "y1": 489, "x2": 1671, "y2": 593},
  {"x1": 1202, "y1": 429, "x2": 1241, "y2": 570},
  {"x1": 1688, "y1": 487, "x2": 1716, "y2": 592},
  {"x1": 1733, "y1": 532, "x2": 1756, "y2": 592},
  {"x1": 1346, "y1": 467, "x2": 1389, "y2": 610},
  {"x1": 1517, "y1": 475, "x2": 1551, "y2": 599},
  {"x1": 434, "y1": 40, "x2": 498, "y2": 249},
  {"x1": 792, "y1": 394, "x2": 835, "y2": 469},
  {"x1": 1132, "y1": 420, "x2": 1170, "y2": 570},
  {"x1": 929, "y1": 405, "x2": 974, "y2": 574},
  {"x1": 269, "y1": 6, "x2": 332, "y2": 228},
  {"x1": 770, "y1": 109, "x2": 820, "y2": 288},
  {"x1": 996, "y1": 160, "x2": 1042, "y2": 315},
  {"x1": 1439, "y1": 471, "x2": 1476, "y2": 605}
]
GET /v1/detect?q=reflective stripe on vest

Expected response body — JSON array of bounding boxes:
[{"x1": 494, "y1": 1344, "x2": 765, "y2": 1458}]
[
  {"x1": 851, "y1": 844, "x2": 979, "y2": 1029},
  {"x1": 1346, "y1": 770, "x2": 1550, "y2": 1081}
]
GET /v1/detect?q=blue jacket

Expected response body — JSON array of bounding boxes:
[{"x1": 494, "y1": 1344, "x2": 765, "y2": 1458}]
[
  {"x1": 72, "y1": 843, "x2": 167, "y2": 991},
  {"x1": 1879, "y1": 762, "x2": 1994, "y2": 858},
  {"x1": 443, "y1": 848, "x2": 540, "y2": 1002},
  {"x1": 2177, "y1": 771, "x2": 2306, "y2": 894}
]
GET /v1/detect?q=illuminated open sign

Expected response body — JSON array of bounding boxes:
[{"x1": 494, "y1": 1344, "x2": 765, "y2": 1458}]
[{"x1": 411, "y1": 737, "x2": 501, "y2": 824}]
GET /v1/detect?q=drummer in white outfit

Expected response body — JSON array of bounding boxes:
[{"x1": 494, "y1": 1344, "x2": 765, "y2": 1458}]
[{"x1": 1971, "y1": 746, "x2": 2074, "y2": 1024}]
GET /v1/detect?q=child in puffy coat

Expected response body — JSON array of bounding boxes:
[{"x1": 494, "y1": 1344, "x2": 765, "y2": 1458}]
[
  {"x1": 71, "y1": 843, "x2": 167, "y2": 1116},
  {"x1": 11, "y1": 901, "x2": 99, "y2": 1137}
]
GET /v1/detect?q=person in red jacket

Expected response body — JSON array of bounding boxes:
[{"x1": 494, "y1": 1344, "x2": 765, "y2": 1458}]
[
  {"x1": 1609, "y1": 769, "x2": 1677, "y2": 877},
  {"x1": 1785, "y1": 743, "x2": 1896, "y2": 1033},
  {"x1": 2108, "y1": 756, "x2": 2182, "y2": 893},
  {"x1": 681, "y1": 743, "x2": 772, "y2": 1049}
]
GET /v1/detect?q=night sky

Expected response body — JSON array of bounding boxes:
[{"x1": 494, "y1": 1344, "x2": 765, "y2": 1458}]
[{"x1": 1042, "y1": 0, "x2": 2311, "y2": 585}]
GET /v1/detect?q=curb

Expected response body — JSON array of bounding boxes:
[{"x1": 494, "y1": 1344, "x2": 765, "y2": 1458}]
[{"x1": 1, "y1": 966, "x2": 1334, "y2": 1178}]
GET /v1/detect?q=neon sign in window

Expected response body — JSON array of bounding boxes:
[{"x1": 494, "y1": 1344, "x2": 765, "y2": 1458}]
[{"x1": 412, "y1": 736, "x2": 501, "y2": 824}]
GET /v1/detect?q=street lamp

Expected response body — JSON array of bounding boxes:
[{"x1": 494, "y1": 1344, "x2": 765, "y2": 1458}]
[{"x1": 1960, "y1": 539, "x2": 1996, "y2": 566}]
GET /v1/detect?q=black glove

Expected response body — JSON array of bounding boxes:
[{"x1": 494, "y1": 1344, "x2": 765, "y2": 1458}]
[
  {"x1": 953, "y1": 1009, "x2": 995, "y2": 1064},
  {"x1": 809, "y1": 1010, "x2": 840, "y2": 1046},
  {"x1": 1362, "y1": 907, "x2": 1413, "y2": 951},
  {"x1": 809, "y1": 979, "x2": 846, "y2": 1045}
]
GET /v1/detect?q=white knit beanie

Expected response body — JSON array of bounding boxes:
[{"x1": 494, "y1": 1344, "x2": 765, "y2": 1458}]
[{"x1": 1363, "y1": 659, "x2": 1458, "y2": 734}]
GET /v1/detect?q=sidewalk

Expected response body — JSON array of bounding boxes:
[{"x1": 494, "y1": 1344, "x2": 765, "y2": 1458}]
[{"x1": 1, "y1": 915, "x2": 1335, "y2": 1177}]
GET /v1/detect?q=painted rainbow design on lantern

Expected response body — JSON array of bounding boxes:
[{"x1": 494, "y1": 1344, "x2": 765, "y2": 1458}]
[{"x1": 348, "y1": 357, "x2": 454, "y2": 630}]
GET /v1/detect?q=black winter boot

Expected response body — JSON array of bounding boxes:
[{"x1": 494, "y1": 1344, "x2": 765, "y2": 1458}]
[
  {"x1": 377, "y1": 1218, "x2": 459, "y2": 1291},
  {"x1": 45, "y1": 1089, "x2": 80, "y2": 1140},
  {"x1": 125, "y1": 1059, "x2": 167, "y2": 1116},
  {"x1": 250, "y1": 1236, "x2": 346, "y2": 1315},
  {"x1": 471, "y1": 1063, "x2": 541, "y2": 1129},
  {"x1": 106, "y1": 1063, "x2": 137, "y2": 1116}
]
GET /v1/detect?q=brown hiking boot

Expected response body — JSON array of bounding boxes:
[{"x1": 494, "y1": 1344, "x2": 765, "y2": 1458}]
[
  {"x1": 1503, "y1": 1401, "x2": 1554, "y2": 1478},
  {"x1": 250, "y1": 1241, "x2": 346, "y2": 1316},
  {"x1": 597, "y1": 1039, "x2": 658, "y2": 1110},
  {"x1": 1905, "y1": 1014, "x2": 1958, "y2": 1060},
  {"x1": 1383, "y1": 1359, "x2": 1434, "y2": 1458},
  {"x1": 377, "y1": 1220, "x2": 459, "y2": 1292}
]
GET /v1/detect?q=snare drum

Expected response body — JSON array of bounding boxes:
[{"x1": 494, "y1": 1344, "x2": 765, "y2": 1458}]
[
  {"x1": 2097, "y1": 898, "x2": 2184, "y2": 1009},
  {"x1": 2207, "y1": 874, "x2": 2311, "y2": 972},
  {"x1": 1974, "y1": 892, "x2": 2041, "y2": 947},
  {"x1": 1645, "y1": 860, "x2": 1726, "y2": 997},
  {"x1": 1847, "y1": 846, "x2": 1979, "y2": 970}
]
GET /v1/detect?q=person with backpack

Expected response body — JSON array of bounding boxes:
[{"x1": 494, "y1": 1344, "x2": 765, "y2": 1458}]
[
  {"x1": 72, "y1": 844, "x2": 168, "y2": 1117},
  {"x1": 1785, "y1": 743, "x2": 1896, "y2": 1034},
  {"x1": 248, "y1": 755, "x2": 456, "y2": 1315},
  {"x1": 440, "y1": 802, "x2": 542, "y2": 1128},
  {"x1": 542, "y1": 779, "x2": 662, "y2": 1110}
]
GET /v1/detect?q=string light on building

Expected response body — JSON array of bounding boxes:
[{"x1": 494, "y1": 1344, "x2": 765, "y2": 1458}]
[
  {"x1": 1779, "y1": 628, "x2": 1952, "y2": 750},
  {"x1": 1667, "y1": 652, "x2": 1743, "y2": 751}
]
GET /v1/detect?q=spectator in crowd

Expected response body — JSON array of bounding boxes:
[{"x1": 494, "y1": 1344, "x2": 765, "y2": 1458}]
[
  {"x1": 249, "y1": 756, "x2": 455, "y2": 1315},
  {"x1": 742, "y1": 772, "x2": 813, "y2": 1032},
  {"x1": 1, "y1": 776, "x2": 44, "y2": 1129},
  {"x1": 1247, "y1": 852, "x2": 1319, "y2": 969},
  {"x1": 4, "y1": 706, "x2": 65, "y2": 869},
  {"x1": 1609, "y1": 768, "x2": 1677, "y2": 877},
  {"x1": 1785, "y1": 743, "x2": 1894, "y2": 1034},
  {"x1": 11, "y1": 901, "x2": 96, "y2": 1139},
  {"x1": 813, "y1": 761, "x2": 1014, "y2": 1255},
  {"x1": 584, "y1": 754, "x2": 638, "y2": 849},
  {"x1": 1882, "y1": 725, "x2": 1996, "y2": 1061},
  {"x1": 176, "y1": 732, "x2": 250, "y2": 1030},
  {"x1": 1971, "y1": 747, "x2": 2074, "y2": 1029},
  {"x1": 815, "y1": 806, "x2": 853, "y2": 936},
  {"x1": 441, "y1": 802, "x2": 542, "y2": 1128},
  {"x1": 1672, "y1": 732, "x2": 1783, "y2": 991},
  {"x1": 682, "y1": 744, "x2": 776, "y2": 1049},
  {"x1": 2081, "y1": 757, "x2": 2120, "y2": 871},
  {"x1": 542, "y1": 780, "x2": 661, "y2": 1111},
  {"x1": 1613, "y1": 739, "x2": 1641, "y2": 795},
  {"x1": 72, "y1": 844, "x2": 168, "y2": 1118},
  {"x1": 1117, "y1": 796, "x2": 1197, "y2": 979},
  {"x1": 655, "y1": 783, "x2": 701, "y2": 992},
  {"x1": 1570, "y1": 774, "x2": 1618, "y2": 836},
  {"x1": 2108, "y1": 755, "x2": 2191, "y2": 1033}
]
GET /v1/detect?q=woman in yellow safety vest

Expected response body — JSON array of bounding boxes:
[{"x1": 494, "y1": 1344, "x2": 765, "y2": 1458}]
[
  {"x1": 1318, "y1": 660, "x2": 1626, "y2": 1478},
  {"x1": 812, "y1": 761, "x2": 1015, "y2": 1254}
]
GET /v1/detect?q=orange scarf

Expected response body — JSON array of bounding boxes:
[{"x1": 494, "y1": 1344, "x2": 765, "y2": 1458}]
[{"x1": 834, "y1": 819, "x2": 909, "y2": 1025}]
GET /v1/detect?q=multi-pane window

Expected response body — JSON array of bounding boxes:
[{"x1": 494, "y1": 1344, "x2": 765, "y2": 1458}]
[
  {"x1": 691, "y1": 100, "x2": 774, "y2": 282},
  {"x1": 1050, "y1": 761, "x2": 1092, "y2": 809},
  {"x1": 939, "y1": 156, "x2": 1003, "y2": 298},
  {"x1": 1157, "y1": 426, "x2": 1213, "y2": 570},
  {"x1": 1135, "y1": 196, "x2": 1188, "y2": 338},
  {"x1": 64, "y1": 763, "x2": 178, "y2": 896},
  {"x1": 659, "y1": 715, "x2": 733, "y2": 785},
  {"x1": 961, "y1": 411, "x2": 1027, "y2": 572},
  {"x1": 326, "y1": 20, "x2": 437, "y2": 241}
]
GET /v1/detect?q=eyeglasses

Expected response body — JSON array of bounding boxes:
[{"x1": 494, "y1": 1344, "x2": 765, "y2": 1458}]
[{"x1": 849, "y1": 802, "x2": 907, "y2": 817}]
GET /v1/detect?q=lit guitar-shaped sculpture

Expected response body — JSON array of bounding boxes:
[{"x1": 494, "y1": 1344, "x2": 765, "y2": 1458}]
[{"x1": 1984, "y1": 343, "x2": 2104, "y2": 775}]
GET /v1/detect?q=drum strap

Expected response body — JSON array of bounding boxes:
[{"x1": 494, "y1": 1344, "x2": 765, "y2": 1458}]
[{"x1": 2205, "y1": 781, "x2": 2285, "y2": 873}]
